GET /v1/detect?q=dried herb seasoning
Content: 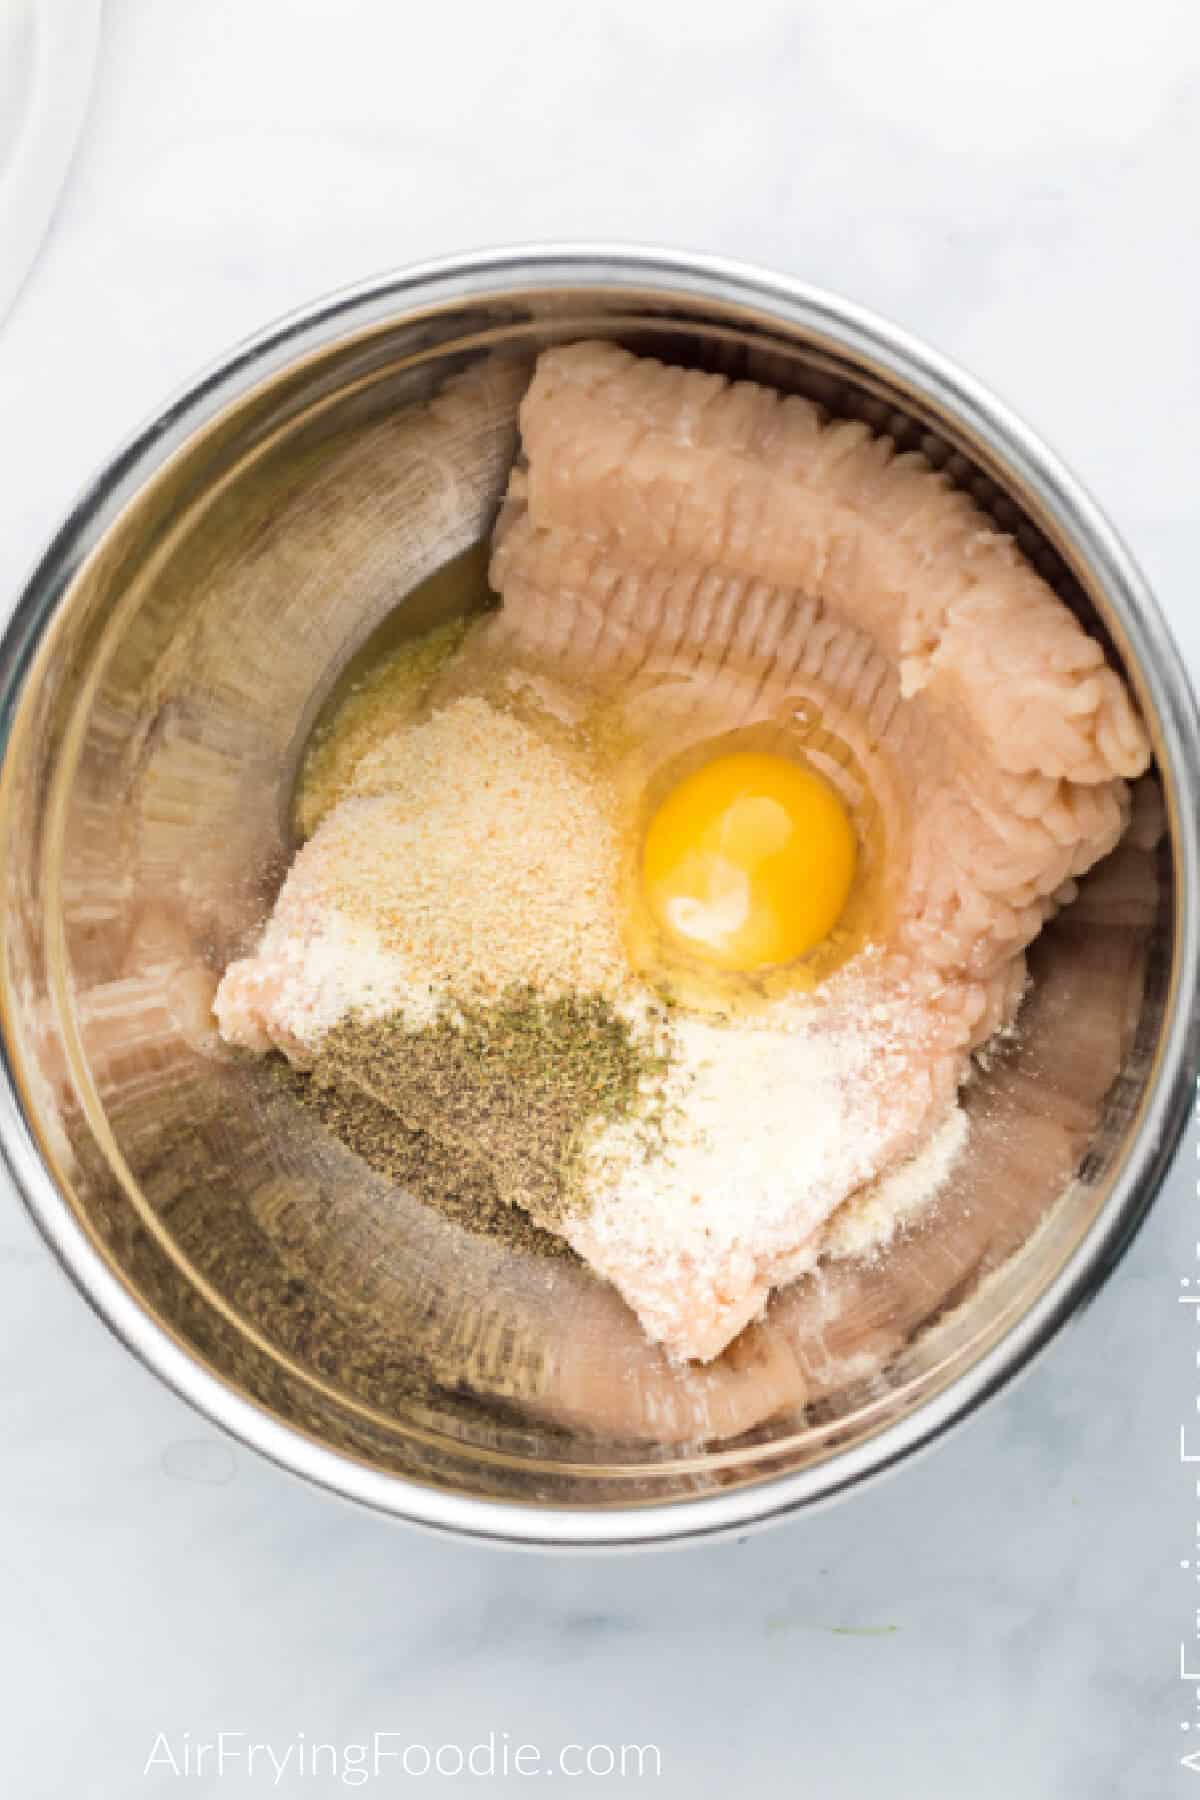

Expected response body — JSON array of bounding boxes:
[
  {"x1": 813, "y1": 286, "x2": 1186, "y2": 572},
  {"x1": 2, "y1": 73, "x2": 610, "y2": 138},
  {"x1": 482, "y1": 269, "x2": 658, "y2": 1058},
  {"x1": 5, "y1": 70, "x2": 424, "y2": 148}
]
[{"x1": 281, "y1": 987, "x2": 671, "y2": 1250}]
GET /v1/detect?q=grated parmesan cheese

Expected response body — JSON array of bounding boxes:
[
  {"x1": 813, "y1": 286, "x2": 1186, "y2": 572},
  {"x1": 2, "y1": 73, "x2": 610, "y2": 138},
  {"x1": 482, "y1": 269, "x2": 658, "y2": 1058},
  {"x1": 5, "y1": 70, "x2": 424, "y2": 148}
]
[
  {"x1": 567, "y1": 985, "x2": 968, "y2": 1362},
  {"x1": 822, "y1": 1104, "x2": 968, "y2": 1262}
]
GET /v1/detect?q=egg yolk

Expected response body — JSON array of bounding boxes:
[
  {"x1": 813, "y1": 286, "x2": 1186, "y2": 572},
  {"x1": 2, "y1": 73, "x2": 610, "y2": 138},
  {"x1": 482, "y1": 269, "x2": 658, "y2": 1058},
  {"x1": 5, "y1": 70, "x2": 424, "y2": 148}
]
[{"x1": 641, "y1": 751, "x2": 857, "y2": 971}]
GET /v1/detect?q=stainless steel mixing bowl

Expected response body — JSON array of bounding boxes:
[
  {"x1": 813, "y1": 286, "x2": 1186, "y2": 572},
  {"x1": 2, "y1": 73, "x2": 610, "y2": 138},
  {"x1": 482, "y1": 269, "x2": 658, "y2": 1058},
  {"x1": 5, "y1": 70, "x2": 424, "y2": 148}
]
[{"x1": 1, "y1": 248, "x2": 1196, "y2": 1548}]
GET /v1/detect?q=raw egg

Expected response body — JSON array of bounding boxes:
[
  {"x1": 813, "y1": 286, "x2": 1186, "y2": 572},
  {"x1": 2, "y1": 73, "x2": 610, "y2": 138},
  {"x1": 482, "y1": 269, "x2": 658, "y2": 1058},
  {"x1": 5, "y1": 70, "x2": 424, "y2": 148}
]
[{"x1": 641, "y1": 750, "x2": 857, "y2": 972}]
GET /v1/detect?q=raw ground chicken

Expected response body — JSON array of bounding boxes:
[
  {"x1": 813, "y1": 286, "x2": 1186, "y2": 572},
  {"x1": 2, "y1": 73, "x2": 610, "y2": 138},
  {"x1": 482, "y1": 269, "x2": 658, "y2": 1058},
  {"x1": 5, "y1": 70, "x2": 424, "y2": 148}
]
[{"x1": 215, "y1": 341, "x2": 1151, "y2": 1363}]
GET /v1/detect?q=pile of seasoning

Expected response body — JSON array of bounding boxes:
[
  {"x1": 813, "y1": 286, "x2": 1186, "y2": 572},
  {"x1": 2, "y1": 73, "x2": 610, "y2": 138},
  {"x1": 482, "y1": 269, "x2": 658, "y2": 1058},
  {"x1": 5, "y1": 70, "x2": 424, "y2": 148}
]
[{"x1": 282, "y1": 987, "x2": 672, "y2": 1255}]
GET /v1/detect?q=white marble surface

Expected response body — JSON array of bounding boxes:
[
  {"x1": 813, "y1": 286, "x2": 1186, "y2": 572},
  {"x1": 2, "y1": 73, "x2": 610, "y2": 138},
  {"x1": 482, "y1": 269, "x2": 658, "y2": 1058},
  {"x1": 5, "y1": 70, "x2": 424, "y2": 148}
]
[{"x1": 1, "y1": 2, "x2": 1198, "y2": 1793}]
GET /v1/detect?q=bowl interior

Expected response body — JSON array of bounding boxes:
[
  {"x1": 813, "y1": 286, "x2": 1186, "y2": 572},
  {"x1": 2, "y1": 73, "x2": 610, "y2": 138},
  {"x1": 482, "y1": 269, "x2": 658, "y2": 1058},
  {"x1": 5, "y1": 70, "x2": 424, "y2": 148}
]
[{"x1": 0, "y1": 275, "x2": 1179, "y2": 1524}]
